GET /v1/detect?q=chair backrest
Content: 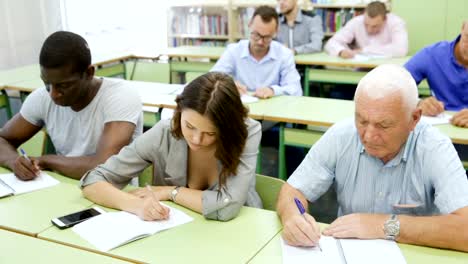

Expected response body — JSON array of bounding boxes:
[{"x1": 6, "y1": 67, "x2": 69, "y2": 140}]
[
  {"x1": 127, "y1": 61, "x2": 170, "y2": 83},
  {"x1": 139, "y1": 165, "x2": 154, "y2": 187},
  {"x1": 255, "y1": 174, "x2": 285, "y2": 211},
  {"x1": 18, "y1": 130, "x2": 46, "y2": 157},
  {"x1": 0, "y1": 89, "x2": 12, "y2": 119}
]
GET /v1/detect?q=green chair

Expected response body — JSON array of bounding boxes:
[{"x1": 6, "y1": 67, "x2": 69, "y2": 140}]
[
  {"x1": 126, "y1": 61, "x2": 170, "y2": 83},
  {"x1": 185, "y1": 71, "x2": 204, "y2": 83},
  {"x1": 278, "y1": 125, "x2": 324, "y2": 180},
  {"x1": 138, "y1": 165, "x2": 154, "y2": 187},
  {"x1": 128, "y1": 61, "x2": 171, "y2": 129},
  {"x1": 95, "y1": 63, "x2": 126, "y2": 78},
  {"x1": 0, "y1": 89, "x2": 12, "y2": 120},
  {"x1": 255, "y1": 174, "x2": 285, "y2": 211},
  {"x1": 18, "y1": 130, "x2": 46, "y2": 157}
]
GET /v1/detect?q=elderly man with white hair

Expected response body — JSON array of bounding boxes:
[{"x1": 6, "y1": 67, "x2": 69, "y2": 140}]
[{"x1": 277, "y1": 64, "x2": 468, "y2": 252}]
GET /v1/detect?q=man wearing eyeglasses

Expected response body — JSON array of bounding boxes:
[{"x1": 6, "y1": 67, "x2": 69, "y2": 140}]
[
  {"x1": 211, "y1": 5, "x2": 302, "y2": 99},
  {"x1": 0, "y1": 31, "x2": 143, "y2": 181}
]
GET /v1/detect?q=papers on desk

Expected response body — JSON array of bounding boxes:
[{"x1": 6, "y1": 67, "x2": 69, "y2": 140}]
[
  {"x1": 421, "y1": 113, "x2": 452, "y2": 125},
  {"x1": 281, "y1": 236, "x2": 407, "y2": 264},
  {"x1": 0, "y1": 172, "x2": 59, "y2": 198},
  {"x1": 73, "y1": 205, "x2": 193, "y2": 252},
  {"x1": 352, "y1": 54, "x2": 390, "y2": 62},
  {"x1": 241, "y1": 94, "x2": 259, "y2": 104}
]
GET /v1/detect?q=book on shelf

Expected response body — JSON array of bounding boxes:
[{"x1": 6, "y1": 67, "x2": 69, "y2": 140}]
[
  {"x1": 314, "y1": 8, "x2": 363, "y2": 34},
  {"x1": 171, "y1": 7, "x2": 228, "y2": 37},
  {"x1": 0, "y1": 172, "x2": 60, "y2": 198}
]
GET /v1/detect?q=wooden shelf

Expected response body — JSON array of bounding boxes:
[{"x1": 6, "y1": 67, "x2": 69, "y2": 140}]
[
  {"x1": 170, "y1": 0, "x2": 229, "y2": 7},
  {"x1": 169, "y1": 34, "x2": 229, "y2": 40},
  {"x1": 312, "y1": 4, "x2": 367, "y2": 9}
]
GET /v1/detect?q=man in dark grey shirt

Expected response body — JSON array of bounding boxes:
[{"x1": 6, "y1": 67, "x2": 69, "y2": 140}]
[{"x1": 276, "y1": 0, "x2": 324, "y2": 54}]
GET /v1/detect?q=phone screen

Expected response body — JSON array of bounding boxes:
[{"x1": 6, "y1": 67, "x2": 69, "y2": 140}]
[{"x1": 58, "y1": 208, "x2": 102, "y2": 226}]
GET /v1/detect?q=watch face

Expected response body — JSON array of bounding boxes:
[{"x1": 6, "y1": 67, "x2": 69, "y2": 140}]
[{"x1": 384, "y1": 218, "x2": 400, "y2": 238}]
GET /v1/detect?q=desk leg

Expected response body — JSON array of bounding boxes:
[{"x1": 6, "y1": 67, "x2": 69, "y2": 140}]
[
  {"x1": 256, "y1": 144, "x2": 262, "y2": 174},
  {"x1": 278, "y1": 123, "x2": 287, "y2": 181},
  {"x1": 303, "y1": 66, "x2": 310, "y2": 97}
]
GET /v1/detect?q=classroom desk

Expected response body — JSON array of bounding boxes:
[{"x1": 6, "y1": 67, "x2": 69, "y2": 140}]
[
  {"x1": 0, "y1": 167, "x2": 91, "y2": 236},
  {"x1": 0, "y1": 229, "x2": 130, "y2": 264},
  {"x1": 39, "y1": 204, "x2": 282, "y2": 264},
  {"x1": 249, "y1": 232, "x2": 468, "y2": 264},
  {"x1": 0, "y1": 64, "x2": 40, "y2": 87}
]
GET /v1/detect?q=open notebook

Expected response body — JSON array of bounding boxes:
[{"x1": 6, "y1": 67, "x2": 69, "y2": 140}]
[
  {"x1": 73, "y1": 205, "x2": 193, "y2": 252},
  {"x1": 281, "y1": 236, "x2": 407, "y2": 264},
  {"x1": 0, "y1": 172, "x2": 60, "y2": 198}
]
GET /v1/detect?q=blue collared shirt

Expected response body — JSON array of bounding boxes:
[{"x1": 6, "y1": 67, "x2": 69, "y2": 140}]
[
  {"x1": 211, "y1": 40, "x2": 302, "y2": 96},
  {"x1": 405, "y1": 35, "x2": 468, "y2": 111},
  {"x1": 288, "y1": 118, "x2": 468, "y2": 217}
]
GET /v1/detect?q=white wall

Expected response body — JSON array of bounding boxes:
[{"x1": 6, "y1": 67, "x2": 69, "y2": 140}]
[
  {"x1": 0, "y1": 0, "x2": 168, "y2": 70},
  {"x1": 0, "y1": 0, "x2": 62, "y2": 70}
]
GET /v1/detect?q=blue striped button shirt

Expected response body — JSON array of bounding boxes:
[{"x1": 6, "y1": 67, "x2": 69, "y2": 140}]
[
  {"x1": 211, "y1": 40, "x2": 302, "y2": 96},
  {"x1": 288, "y1": 119, "x2": 468, "y2": 217}
]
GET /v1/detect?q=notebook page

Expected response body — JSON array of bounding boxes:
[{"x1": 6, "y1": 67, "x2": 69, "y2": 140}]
[
  {"x1": 73, "y1": 204, "x2": 193, "y2": 252},
  {"x1": 281, "y1": 236, "x2": 342, "y2": 264},
  {"x1": 0, "y1": 180, "x2": 14, "y2": 198},
  {"x1": 421, "y1": 113, "x2": 452, "y2": 125},
  {"x1": 0, "y1": 172, "x2": 59, "y2": 195},
  {"x1": 340, "y1": 239, "x2": 407, "y2": 264}
]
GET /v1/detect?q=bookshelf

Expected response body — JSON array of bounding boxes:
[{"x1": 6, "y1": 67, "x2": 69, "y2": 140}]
[{"x1": 167, "y1": 0, "x2": 390, "y2": 47}]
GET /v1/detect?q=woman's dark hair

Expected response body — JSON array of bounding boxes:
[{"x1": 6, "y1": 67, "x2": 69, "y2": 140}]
[
  {"x1": 39, "y1": 31, "x2": 91, "y2": 74},
  {"x1": 172, "y1": 72, "x2": 249, "y2": 188}
]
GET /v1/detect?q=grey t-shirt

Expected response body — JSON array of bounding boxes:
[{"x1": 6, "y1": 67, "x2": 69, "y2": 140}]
[
  {"x1": 20, "y1": 78, "x2": 143, "y2": 156},
  {"x1": 81, "y1": 118, "x2": 263, "y2": 221}
]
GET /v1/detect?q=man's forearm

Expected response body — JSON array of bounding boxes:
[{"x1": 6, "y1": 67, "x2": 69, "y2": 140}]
[
  {"x1": 0, "y1": 137, "x2": 20, "y2": 169},
  {"x1": 398, "y1": 212, "x2": 468, "y2": 252},
  {"x1": 41, "y1": 154, "x2": 103, "y2": 180}
]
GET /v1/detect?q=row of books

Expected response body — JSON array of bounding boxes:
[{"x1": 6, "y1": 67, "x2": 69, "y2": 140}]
[
  {"x1": 171, "y1": 13, "x2": 228, "y2": 36},
  {"x1": 237, "y1": 7, "x2": 255, "y2": 39},
  {"x1": 171, "y1": 38, "x2": 227, "y2": 47},
  {"x1": 315, "y1": 8, "x2": 364, "y2": 34}
]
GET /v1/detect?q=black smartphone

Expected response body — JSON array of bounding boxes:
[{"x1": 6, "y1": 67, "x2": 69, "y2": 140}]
[{"x1": 51, "y1": 207, "x2": 106, "y2": 229}]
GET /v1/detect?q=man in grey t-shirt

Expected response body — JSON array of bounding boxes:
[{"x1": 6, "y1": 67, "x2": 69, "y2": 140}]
[
  {"x1": 0, "y1": 31, "x2": 143, "y2": 180},
  {"x1": 276, "y1": 0, "x2": 324, "y2": 54}
]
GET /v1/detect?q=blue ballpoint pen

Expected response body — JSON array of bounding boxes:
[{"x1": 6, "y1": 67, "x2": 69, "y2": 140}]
[
  {"x1": 294, "y1": 197, "x2": 322, "y2": 252},
  {"x1": 20, "y1": 148, "x2": 39, "y2": 176},
  {"x1": 19, "y1": 148, "x2": 31, "y2": 162}
]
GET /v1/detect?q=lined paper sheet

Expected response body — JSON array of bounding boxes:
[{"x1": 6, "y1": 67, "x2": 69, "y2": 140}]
[
  {"x1": 421, "y1": 113, "x2": 452, "y2": 125},
  {"x1": 340, "y1": 239, "x2": 407, "y2": 264},
  {"x1": 73, "y1": 204, "x2": 193, "y2": 252},
  {"x1": 0, "y1": 172, "x2": 59, "y2": 195},
  {"x1": 281, "y1": 236, "x2": 342, "y2": 264},
  {"x1": 281, "y1": 236, "x2": 406, "y2": 264}
]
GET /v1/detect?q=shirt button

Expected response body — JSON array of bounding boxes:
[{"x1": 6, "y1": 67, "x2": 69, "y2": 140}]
[{"x1": 223, "y1": 198, "x2": 230, "y2": 204}]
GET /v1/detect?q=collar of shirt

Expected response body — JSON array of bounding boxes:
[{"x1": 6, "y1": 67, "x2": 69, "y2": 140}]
[
  {"x1": 279, "y1": 10, "x2": 303, "y2": 25},
  {"x1": 240, "y1": 40, "x2": 278, "y2": 63},
  {"x1": 449, "y1": 35, "x2": 465, "y2": 69},
  {"x1": 358, "y1": 128, "x2": 414, "y2": 167}
]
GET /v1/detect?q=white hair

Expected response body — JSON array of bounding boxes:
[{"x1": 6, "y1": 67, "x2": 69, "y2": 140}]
[{"x1": 355, "y1": 64, "x2": 418, "y2": 111}]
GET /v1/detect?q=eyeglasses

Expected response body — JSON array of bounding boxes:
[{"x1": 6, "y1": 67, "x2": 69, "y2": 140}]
[{"x1": 250, "y1": 32, "x2": 274, "y2": 43}]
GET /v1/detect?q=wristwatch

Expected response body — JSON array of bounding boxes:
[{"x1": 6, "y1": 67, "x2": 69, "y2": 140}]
[
  {"x1": 383, "y1": 214, "x2": 400, "y2": 241},
  {"x1": 170, "y1": 186, "x2": 181, "y2": 202}
]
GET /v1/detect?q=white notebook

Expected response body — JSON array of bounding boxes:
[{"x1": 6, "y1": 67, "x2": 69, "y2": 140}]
[
  {"x1": 0, "y1": 172, "x2": 60, "y2": 198},
  {"x1": 73, "y1": 205, "x2": 193, "y2": 252},
  {"x1": 281, "y1": 236, "x2": 407, "y2": 264}
]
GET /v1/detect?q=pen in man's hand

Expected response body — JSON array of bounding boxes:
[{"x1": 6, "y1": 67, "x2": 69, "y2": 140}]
[
  {"x1": 294, "y1": 197, "x2": 322, "y2": 252},
  {"x1": 19, "y1": 148, "x2": 31, "y2": 163}
]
